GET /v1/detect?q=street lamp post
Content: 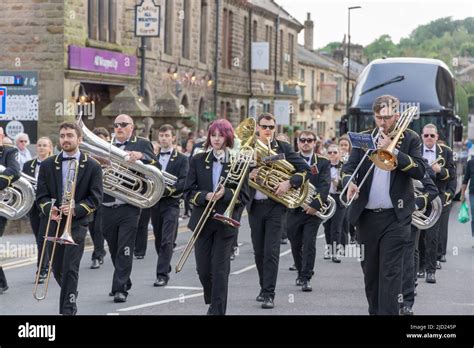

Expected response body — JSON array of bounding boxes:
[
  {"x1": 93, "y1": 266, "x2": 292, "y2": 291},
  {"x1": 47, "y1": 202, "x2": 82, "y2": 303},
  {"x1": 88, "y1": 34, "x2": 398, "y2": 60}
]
[{"x1": 346, "y1": 6, "x2": 361, "y2": 115}]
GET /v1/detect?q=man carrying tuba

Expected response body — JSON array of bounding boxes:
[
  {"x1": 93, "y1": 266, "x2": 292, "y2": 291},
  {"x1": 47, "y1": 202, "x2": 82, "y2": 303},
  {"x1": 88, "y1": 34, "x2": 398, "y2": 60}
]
[{"x1": 342, "y1": 95, "x2": 426, "y2": 315}]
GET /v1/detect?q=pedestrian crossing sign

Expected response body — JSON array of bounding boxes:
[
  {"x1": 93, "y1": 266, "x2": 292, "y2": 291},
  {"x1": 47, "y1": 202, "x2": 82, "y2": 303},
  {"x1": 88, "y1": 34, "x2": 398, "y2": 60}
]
[{"x1": 0, "y1": 87, "x2": 6, "y2": 115}]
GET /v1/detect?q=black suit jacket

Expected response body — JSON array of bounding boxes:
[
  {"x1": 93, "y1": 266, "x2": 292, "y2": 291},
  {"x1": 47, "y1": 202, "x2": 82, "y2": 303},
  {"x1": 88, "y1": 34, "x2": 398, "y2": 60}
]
[
  {"x1": 36, "y1": 152, "x2": 103, "y2": 226},
  {"x1": 185, "y1": 150, "x2": 250, "y2": 232},
  {"x1": 103, "y1": 135, "x2": 157, "y2": 204},
  {"x1": 247, "y1": 139, "x2": 310, "y2": 210},
  {"x1": 0, "y1": 145, "x2": 20, "y2": 191},
  {"x1": 22, "y1": 158, "x2": 39, "y2": 178},
  {"x1": 415, "y1": 160, "x2": 440, "y2": 211},
  {"x1": 342, "y1": 128, "x2": 426, "y2": 225},
  {"x1": 427, "y1": 144, "x2": 456, "y2": 205},
  {"x1": 157, "y1": 149, "x2": 189, "y2": 205}
]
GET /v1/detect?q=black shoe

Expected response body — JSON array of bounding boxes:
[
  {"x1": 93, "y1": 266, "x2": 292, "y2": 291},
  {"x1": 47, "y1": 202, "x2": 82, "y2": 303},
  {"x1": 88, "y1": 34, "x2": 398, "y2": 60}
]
[
  {"x1": 114, "y1": 292, "x2": 127, "y2": 303},
  {"x1": 295, "y1": 277, "x2": 303, "y2": 286},
  {"x1": 426, "y1": 273, "x2": 436, "y2": 284},
  {"x1": 0, "y1": 285, "x2": 8, "y2": 294},
  {"x1": 439, "y1": 255, "x2": 446, "y2": 263},
  {"x1": 261, "y1": 297, "x2": 274, "y2": 309},
  {"x1": 99, "y1": 257, "x2": 105, "y2": 265},
  {"x1": 280, "y1": 238, "x2": 288, "y2": 245},
  {"x1": 323, "y1": 254, "x2": 331, "y2": 260},
  {"x1": 91, "y1": 259, "x2": 100, "y2": 269},
  {"x1": 135, "y1": 255, "x2": 144, "y2": 260},
  {"x1": 289, "y1": 264, "x2": 297, "y2": 271},
  {"x1": 414, "y1": 289, "x2": 417, "y2": 297},
  {"x1": 332, "y1": 256, "x2": 341, "y2": 263},
  {"x1": 206, "y1": 305, "x2": 214, "y2": 315},
  {"x1": 256, "y1": 292, "x2": 265, "y2": 302},
  {"x1": 302, "y1": 280, "x2": 312, "y2": 292},
  {"x1": 109, "y1": 291, "x2": 114, "y2": 297},
  {"x1": 436, "y1": 261, "x2": 442, "y2": 270},
  {"x1": 230, "y1": 254, "x2": 235, "y2": 261},
  {"x1": 154, "y1": 277, "x2": 168, "y2": 287},
  {"x1": 400, "y1": 306, "x2": 414, "y2": 315},
  {"x1": 416, "y1": 271, "x2": 425, "y2": 278}
]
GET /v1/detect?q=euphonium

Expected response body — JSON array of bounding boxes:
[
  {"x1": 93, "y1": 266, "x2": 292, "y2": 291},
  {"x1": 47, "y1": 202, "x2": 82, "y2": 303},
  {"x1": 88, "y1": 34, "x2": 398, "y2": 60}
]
[
  {"x1": 0, "y1": 165, "x2": 35, "y2": 219},
  {"x1": 302, "y1": 184, "x2": 337, "y2": 221},
  {"x1": 412, "y1": 180, "x2": 442, "y2": 230},
  {"x1": 77, "y1": 119, "x2": 165, "y2": 209}
]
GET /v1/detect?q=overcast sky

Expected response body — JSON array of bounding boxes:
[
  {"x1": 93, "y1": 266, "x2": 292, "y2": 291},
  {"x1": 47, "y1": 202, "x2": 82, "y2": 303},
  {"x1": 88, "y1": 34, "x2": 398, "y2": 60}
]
[{"x1": 275, "y1": 0, "x2": 473, "y2": 48}]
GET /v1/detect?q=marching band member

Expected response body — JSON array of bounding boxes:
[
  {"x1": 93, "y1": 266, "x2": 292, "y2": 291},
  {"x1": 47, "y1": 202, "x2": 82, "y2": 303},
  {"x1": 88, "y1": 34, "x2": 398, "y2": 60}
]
[
  {"x1": 152, "y1": 124, "x2": 189, "y2": 287},
  {"x1": 248, "y1": 113, "x2": 310, "y2": 309},
  {"x1": 418, "y1": 124, "x2": 455, "y2": 284},
  {"x1": 185, "y1": 119, "x2": 249, "y2": 315},
  {"x1": 36, "y1": 123, "x2": 102, "y2": 315},
  {"x1": 0, "y1": 127, "x2": 21, "y2": 295},
  {"x1": 287, "y1": 130, "x2": 330, "y2": 291},
  {"x1": 322, "y1": 144, "x2": 345, "y2": 263},
  {"x1": 339, "y1": 135, "x2": 356, "y2": 245},
  {"x1": 102, "y1": 114, "x2": 157, "y2": 303},
  {"x1": 342, "y1": 95, "x2": 425, "y2": 315},
  {"x1": 22, "y1": 136, "x2": 54, "y2": 282}
]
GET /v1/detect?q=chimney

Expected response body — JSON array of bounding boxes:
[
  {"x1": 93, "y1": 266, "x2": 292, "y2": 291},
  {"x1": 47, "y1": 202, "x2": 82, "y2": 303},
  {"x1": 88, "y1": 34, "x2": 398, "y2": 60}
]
[{"x1": 304, "y1": 12, "x2": 314, "y2": 51}]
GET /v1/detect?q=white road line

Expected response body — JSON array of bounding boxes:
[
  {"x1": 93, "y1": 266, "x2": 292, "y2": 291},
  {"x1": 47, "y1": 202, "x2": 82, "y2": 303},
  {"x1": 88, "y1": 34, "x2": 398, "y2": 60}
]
[
  {"x1": 164, "y1": 286, "x2": 203, "y2": 290},
  {"x1": 116, "y1": 292, "x2": 204, "y2": 312},
  {"x1": 106, "y1": 313, "x2": 120, "y2": 315},
  {"x1": 231, "y1": 248, "x2": 292, "y2": 275}
]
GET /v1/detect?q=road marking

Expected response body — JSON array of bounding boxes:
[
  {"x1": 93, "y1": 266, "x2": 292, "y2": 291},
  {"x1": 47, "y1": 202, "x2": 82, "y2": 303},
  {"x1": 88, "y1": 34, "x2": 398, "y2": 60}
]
[
  {"x1": 116, "y1": 292, "x2": 203, "y2": 312},
  {"x1": 106, "y1": 313, "x2": 120, "y2": 315},
  {"x1": 164, "y1": 286, "x2": 203, "y2": 290},
  {"x1": 231, "y1": 248, "x2": 292, "y2": 275}
]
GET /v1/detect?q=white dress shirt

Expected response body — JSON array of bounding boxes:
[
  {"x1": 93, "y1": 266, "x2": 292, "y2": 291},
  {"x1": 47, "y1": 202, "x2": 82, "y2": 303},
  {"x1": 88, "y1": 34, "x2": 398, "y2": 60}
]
[
  {"x1": 61, "y1": 151, "x2": 81, "y2": 197},
  {"x1": 423, "y1": 145, "x2": 436, "y2": 164},
  {"x1": 365, "y1": 167, "x2": 393, "y2": 209},
  {"x1": 159, "y1": 148, "x2": 172, "y2": 172},
  {"x1": 212, "y1": 151, "x2": 224, "y2": 191}
]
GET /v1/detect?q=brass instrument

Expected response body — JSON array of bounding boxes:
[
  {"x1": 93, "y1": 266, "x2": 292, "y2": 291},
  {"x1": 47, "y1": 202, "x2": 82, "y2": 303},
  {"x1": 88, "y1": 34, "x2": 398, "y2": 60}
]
[
  {"x1": 339, "y1": 106, "x2": 419, "y2": 207},
  {"x1": 0, "y1": 165, "x2": 35, "y2": 219},
  {"x1": 77, "y1": 118, "x2": 165, "y2": 209},
  {"x1": 302, "y1": 185, "x2": 337, "y2": 221},
  {"x1": 429, "y1": 156, "x2": 445, "y2": 168},
  {"x1": 412, "y1": 180, "x2": 442, "y2": 230},
  {"x1": 33, "y1": 159, "x2": 79, "y2": 301},
  {"x1": 175, "y1": 119, "x2": 256, "y2": 273}
]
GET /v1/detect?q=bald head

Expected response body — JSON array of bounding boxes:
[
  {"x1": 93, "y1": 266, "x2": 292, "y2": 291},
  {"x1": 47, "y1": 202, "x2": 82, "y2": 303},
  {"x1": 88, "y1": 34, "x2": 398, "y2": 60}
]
[{"x1": 114, "y1": 114, "x2": 134, "y2": 142}]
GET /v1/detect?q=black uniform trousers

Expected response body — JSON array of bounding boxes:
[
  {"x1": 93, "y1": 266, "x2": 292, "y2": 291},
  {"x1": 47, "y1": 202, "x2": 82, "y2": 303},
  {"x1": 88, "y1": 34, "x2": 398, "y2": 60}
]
[
  {"x1": 103, "y1": 204, "x2": 140, "y2": 295},
  {"x1": 323, "y1": 195, "x2": 346, "y2": 256},
  {"x1": 28, "y1": 205, "x2": 49, "y2": 273},
  {"x1": 437, "y1": 204, "x2": 451, "y2": 259},
  {"x1": 287, "y1": 209, "x2": 322, "y2": 281},
  {"x1": 357, "y1": 209, "x2": 410, "y2": 315},
  {"x1": 88, "y1": 206, "x2": 106, "y2": 261},
  {"x1": 135, "y1": 207, "x2": 152, "y2": 257},
  {"x1": 194, "y1": 219, "x2": 235, "y2": 315},
  {"x1": 402, "y1": 225, "x2": 419, "y2": 309},
  {"x1": 248, "y1": 200, "x2": 286, "y2": 299},
  {"x1": 151, "y1": 201, "x2": 179, "y2": 280},
  {"x1": 0, "y1": 217, "x2": 8, "y2": 288},
  {"x1": 423, "y1": 217, "x2": 441, "y2": 274}
]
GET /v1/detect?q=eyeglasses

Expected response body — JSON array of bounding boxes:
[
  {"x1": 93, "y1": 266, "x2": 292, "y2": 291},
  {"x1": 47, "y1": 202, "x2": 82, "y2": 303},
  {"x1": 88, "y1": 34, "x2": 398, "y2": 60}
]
[
  {"x1": 375, "y1": 115, "x2": 395, "y2": 121},
  {"x1": 114, "y1": 122, "x2": 131, "y2": 128},
  {"x1": 19, "y1": 140, "x2": 28, "y2": 143},
  {"x1": 259, "y1": 125, "x2": 275, "y2": 130},
  {"x1": 327, "y1": 151, "x2": 339, "y2": 154},
  {"x1": 423, "y1": 134, "x2": 436, "y2": 138},
  {"x1": 299, "y1": 138, "x2": 315, "y2": 143}
]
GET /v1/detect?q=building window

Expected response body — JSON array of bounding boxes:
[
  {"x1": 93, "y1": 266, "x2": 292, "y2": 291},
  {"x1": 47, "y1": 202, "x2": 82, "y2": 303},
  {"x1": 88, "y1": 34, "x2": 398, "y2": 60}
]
[
  {"x1": 88, "y1": 0, "x2": 117, "y2": 43},
  {"x1": 311, "y1": 70, "x2": 315, "y2": 102},
  {"x1": 164, "y1": 0, "x2": 173, "y2": 55},
  {"x1": 288, "y1": 33, "x2": 294, "y2": 78},
  {"x1": 279, "y1": 29, "x2": 284, "y2": 76},
  {"x1": 243, "y1": 16, "x2": 249, "y2": 71},
  {"x1": 265, "y1": 25, "x2": 273, "y2": 75},
  {"x1": 320, "y1": 72, "x2": 325, "y2": 83},
  {"x1": 316, "y1": 121, "x2": 326, "y2": 136},
  {"x1": 182, "y1": 0, "x2": 191, "y2": 59},
  {"x1": 336, "y1": 76, "x2": 342, "y2": 103},
  {"x1": 263, "y1": 100, "x2": 271, "y2": 113},
  {"x1": 199, "y1": 0, "x2": 208, "y2": 64},
  {"x1": 253, "y1": 20, "x2": 258, "y2": 42},
  {"x1": 220, "y1": 101, "x2": 226, "y2": 118},
  {"x1": 222, "y1": 9, "x2": 233, "y2": 69}
]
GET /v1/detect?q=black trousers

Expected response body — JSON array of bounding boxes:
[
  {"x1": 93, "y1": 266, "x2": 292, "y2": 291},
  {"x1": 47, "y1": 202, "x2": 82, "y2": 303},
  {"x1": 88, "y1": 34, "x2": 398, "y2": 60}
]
[
  {"x1": 323, "y1": 198, "x2": 346, "y2": 256},
  {"x1": 357, "y1": 209, "x2": 410, "y2": 315},
  {"x1": 287, "y1": 209, "x2": 322, "y2": 281},
  {"x1": 135, "y1": 207, "x2": 151, "y2": 257},
  {"x1": 0, "y1": 217, "x2": 7, "y2": 288},
  {"x1": 280, "y1": 209, "x2": 288, "y2": 240},
  {"x1": 423, "y1": 215, "x2": 441, "y2": 273},
  {"x1": 437, "y1": 204, "x2": 451, "y2": 259},
  {"x1": 194, "y1": 219, "x2": 235, "y2": 315},
  {"x1": 248, "y1": 200, "x2": 285, "y2": 299},
  {"x1": 402, "y1": 225, "x2": 419, "y2": 308},
  {"x1": 43, "y1": 218, "x2": 88, "y2": 315},
  {"x1": 151, "y1": 202, "x2": 179, "y2": 280},
  {"x1": 88, "y1": 206, "x2": 106, "y2": 261},
  {"x1": 103, "y1": 205, "x2": 140, "y2": 295},
  {"x1": 28, "y1": 205, "x2": 49, "y2": 273}
]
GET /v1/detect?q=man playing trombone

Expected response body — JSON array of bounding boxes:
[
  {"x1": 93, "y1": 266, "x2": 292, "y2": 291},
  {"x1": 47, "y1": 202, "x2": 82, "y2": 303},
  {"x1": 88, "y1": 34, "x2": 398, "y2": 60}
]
[
  {"x1": 342, "y1": 95, "x2": 425, "y2": 315},
  {"x1": 36, "y1": 123, "x2": 103, "y2": 315}
]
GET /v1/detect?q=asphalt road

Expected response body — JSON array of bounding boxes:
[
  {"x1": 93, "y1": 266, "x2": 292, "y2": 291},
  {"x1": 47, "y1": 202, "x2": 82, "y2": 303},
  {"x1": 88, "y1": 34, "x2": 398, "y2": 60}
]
[{"x1": 0, "y1": 203, "x2": 473, "y2": 315}]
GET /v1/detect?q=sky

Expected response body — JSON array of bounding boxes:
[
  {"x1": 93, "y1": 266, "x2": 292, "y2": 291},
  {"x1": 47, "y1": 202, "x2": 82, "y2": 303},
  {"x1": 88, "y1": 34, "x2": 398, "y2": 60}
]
[{"x1": 274, "y1": 0, "x2": 474, "y2": 49}]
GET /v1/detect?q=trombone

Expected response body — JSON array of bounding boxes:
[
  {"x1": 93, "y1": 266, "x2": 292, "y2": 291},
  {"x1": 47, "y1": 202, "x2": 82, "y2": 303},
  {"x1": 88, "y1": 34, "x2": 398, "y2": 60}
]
[
  {"x1": 33, "y1": 159, "x2": 79, "y2": 301},
  {"x1": 339, "y1": 106, "x2": 418, "y2": 207}
]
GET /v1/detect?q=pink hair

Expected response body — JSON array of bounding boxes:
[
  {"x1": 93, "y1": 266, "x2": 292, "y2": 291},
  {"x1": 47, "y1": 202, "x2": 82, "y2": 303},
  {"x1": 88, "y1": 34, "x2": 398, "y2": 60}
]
[{"x1": 205, "y1": 119, "x2": 234, "y2": 149}]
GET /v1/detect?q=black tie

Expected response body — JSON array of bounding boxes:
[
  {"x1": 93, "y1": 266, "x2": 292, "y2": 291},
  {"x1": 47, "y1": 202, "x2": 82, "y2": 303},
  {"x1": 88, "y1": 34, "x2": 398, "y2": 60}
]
[
  {"x1": 331, "y1": 164, "x2": 338, "y2": 168},
  {"x1": 302, "y1": 156, "x2": 311, "y2": 162},
  {"x1": 62, "y1": 157, "x2": 76, "y2": 161},
  {"x1": 115, "y1": 141, "x2": 128, "y2": 147},
  {"x1": 160, "y1": 151, "x2": 171, "y2": 156},
  {"x1": 425, "y1": 149, "x2": 434, "y2": 152}
]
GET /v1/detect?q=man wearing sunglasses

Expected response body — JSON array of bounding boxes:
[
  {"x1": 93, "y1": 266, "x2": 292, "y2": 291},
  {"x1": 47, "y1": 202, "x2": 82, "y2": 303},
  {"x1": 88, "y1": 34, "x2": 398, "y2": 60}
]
[
  {"x1": 342, "y1": 95, "x2": 426, "y2": 315},
  {"x1": 418, "y1": 124, "x2": 455, "y2": 285},
  {"x1": 102, "y1": 114, "x2": 157, "y2": 303},
  {"x1": 247, "y1": 113, "x2": 310, "y2": 309},
  {"x1": 287, "y1": 130, "x2": 330, "y2": 292}
]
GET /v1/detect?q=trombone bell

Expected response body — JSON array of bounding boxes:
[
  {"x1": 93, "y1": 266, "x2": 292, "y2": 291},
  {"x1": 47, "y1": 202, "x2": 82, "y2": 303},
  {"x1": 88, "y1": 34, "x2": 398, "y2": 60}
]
[{"x1": 370, "y1": 149, "x2": 398, "y2": 171}]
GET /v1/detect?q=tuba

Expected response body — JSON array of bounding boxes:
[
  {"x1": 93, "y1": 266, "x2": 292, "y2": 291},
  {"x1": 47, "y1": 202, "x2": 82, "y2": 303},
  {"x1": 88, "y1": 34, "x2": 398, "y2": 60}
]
[
  {"x1": 302, "y1": 184, "x2": 337, "y2": 221},
  {"x1": 412, "y1": 180, "x2": 442, "y2": 230},
  {"x1": 0, "y1": 165, "x2": 35, "y2": 220},
  {"x1": 77, "y1": 119, "x2": 165, "y2": 209}
]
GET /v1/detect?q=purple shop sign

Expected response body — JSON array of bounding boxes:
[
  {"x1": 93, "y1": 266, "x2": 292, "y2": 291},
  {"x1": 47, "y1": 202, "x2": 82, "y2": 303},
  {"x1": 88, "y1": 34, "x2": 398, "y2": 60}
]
[{"x1": 69, "y1": 45, "x2": 137, "y2": 76}]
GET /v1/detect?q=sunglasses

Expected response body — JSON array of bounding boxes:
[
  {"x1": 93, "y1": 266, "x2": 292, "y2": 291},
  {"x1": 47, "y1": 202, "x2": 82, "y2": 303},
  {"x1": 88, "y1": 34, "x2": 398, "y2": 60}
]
[
  {"x1": 423, "y1": 134, "x2": 436, "y2": 138},
  {"x1": 299, "y1": 138, "x2": 315, "y2": 143},
  {"x1": 19, "y1": 140, "x2": 28, "y2": 143},
  {"x1": 259, "y1": 125, "x2": 275, "y2": 130},
  {"x1": 327, "y1": 151, "x2": 339, "y2": 154},
  {"x1": 114, "y1": 122, "x2": 131, "y2": 128}
]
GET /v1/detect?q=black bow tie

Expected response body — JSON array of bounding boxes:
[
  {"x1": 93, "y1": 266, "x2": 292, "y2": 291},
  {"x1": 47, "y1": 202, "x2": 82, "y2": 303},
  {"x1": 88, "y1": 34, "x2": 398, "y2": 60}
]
[
  {"x1": 115, "y1": 141, "x2": 128, "y2": 147},
  {"x1": 331, "y1": 164, "x2": 338, "y2": 168},
  {"x1": 62, "y1": 157, "x2": 76, "y2": 161},
  {"x1": 302, "y1": 156, "x2": 311, "y2": 162},
  {"x1": 160, "y1": 151, "x2": 171, "y2": 156},
  {"x1": 425, "y1": 149, "x2": 434, "y2": 152}
]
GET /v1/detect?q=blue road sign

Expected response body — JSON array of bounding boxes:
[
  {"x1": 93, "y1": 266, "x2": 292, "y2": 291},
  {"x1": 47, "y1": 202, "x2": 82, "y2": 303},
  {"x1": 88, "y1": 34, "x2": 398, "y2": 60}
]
[{"x1": 0, "y1": 87, "x2": 6, "y2": 115}]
